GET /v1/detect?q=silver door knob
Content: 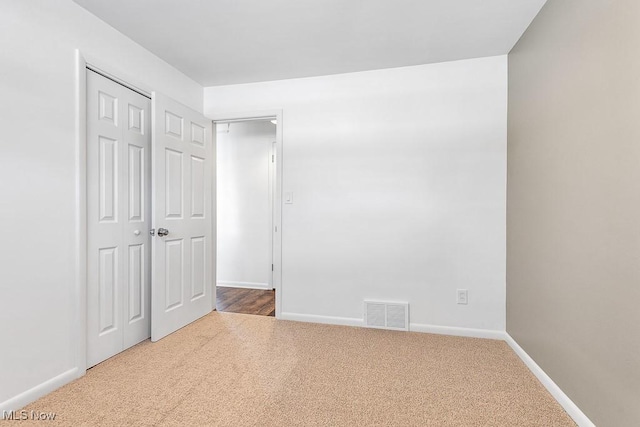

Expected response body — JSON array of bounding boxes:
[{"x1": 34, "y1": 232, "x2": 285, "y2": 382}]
[
  {"x1": 157, "y1": 228, "x2": 169, "y2": 237},
  {"x1": 133, "y1": 230, "x2": 141, "y2": 236}
]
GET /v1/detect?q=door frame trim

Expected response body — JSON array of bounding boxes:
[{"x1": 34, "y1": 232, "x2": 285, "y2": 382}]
[
  {"x1": 74, "y1": 50, "x2": 88, "y2": 379},
  {"x1": 211, "y1": 111, "x2": 284, "y2": 318},
  {"x1": 74, "y1": 50, "x2": 157, "y2": 376}
]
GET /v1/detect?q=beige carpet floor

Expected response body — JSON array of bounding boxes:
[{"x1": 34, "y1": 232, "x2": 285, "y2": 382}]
[{"x1": 19, "y1": 312, "x2": 575, "y2": 426}]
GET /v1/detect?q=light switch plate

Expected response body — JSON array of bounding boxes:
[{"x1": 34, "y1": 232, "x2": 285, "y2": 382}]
[{"x1": 285, "y1": 192, "x2": 293, "y2": 204}]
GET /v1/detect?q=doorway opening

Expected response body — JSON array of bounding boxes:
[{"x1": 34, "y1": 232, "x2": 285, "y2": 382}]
[{"x1": 215, "y1": 118, "x2": 280, "y2": 317}]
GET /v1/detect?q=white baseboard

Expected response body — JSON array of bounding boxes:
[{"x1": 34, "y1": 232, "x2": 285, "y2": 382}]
[
  {"x1": 217, "y1": 281, "x2": 271, "y2": 290},
  {"x1": 504, "y1": 333, "x2": 595, "y2": 427},
  {"x1": 0, "y1": 367, "x2": 79, "y2": 412},
  {"x1": 279, "y1": 313, "x2": 505, "y2": 340},
  {"x1": 410, "y1": 323, "x2": 507, "y2": 340},
  {"x1": 280, "y1": 312, "x2": 364, "y2": 328}
]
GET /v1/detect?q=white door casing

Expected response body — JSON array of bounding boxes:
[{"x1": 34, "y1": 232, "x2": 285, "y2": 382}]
[
  {"x1": 151, "y1": 92, "x2": 214, "y2": 341},
  {"x1": 269, "y1": 141, "x2": 276, "y2": 289},
  {"x1": 211, "y1": 110, "x2": 283, "y2": 317},
  {"x1": 86, "y1": 70, "x2": 151, "y2": 367}
]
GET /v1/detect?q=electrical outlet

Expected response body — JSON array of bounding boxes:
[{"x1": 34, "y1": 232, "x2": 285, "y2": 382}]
[{"x1": 457, "y1": 289, "x2": 468, "y2": 305}]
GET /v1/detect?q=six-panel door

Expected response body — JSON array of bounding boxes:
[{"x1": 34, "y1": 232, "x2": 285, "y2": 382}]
[
  {"x1": 151, "y1": 91, "x2": 213, "y2": 342},
  {"x1": 87, "y1": 70, "x2": 151, "y2": 367}
]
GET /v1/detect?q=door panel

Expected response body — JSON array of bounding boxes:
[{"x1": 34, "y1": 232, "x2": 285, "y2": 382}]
[
  {"x1": 128, "y1": 145, "x2": 143, "y2": 221},
  {"x1": 98, "y1": 246, "x2": 118, "y2": 334},
  {"x1": 98, "y1": 91, "x2": 118, "y2": 124},
  {"x1": 164, "y1": 149, "x2": 183, "y2": 218},
  {"x1": 191, "y1": 236, "x2": 206, "y2": 299},
  {"x1": 164, "y1": 238, "x2": 184, "y2": 310},
  {"x1": 151, "y1": 92, "x2": 213, "y2": 341},
  {"x1": 122, "y1": 83, "x2": 152, "y2": 350},
  {"x1": 87, "y1": 73, "x2": 124, "y2": 366},
  {"x1": 190, "y1": 156, "x2": 205, "y2": 218},
  {"x1": 98, "y1": 136, "x2": 118, "y2": 222},
  {"x1": 128, "y1": 244, "x2": 143, "y2": 321},
  {"x1": 87, "y1": 70, "x2": 151, "y2": 366}
]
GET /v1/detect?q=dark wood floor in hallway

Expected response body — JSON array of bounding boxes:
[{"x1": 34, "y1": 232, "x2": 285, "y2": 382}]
[{"x1": 216, "y1": 286, "x2": 275, "y2": 316}]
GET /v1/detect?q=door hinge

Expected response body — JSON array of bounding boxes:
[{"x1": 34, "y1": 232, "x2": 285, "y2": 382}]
[
  {"x1": 272, "y1": 154, "x2": 274, "y2": 163},
  {"x1": 272, "y1": 264, "x2": 274, "y2": 271}
]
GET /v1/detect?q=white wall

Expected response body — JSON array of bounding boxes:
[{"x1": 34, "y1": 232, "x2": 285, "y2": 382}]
[
  {"x1": 217, "y1": 120, "x2": 275, "y2": 288},
  {"x1": 0, "y1": 0, "x2": 202, "y2": 408},
  {"x1": 205, "y1": 56, "x2": 507, "y2": 331}
]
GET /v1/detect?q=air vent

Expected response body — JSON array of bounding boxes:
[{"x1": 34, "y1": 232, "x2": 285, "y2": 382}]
[{"x1": 364, "y1": 301, "x2": 409, "y2": 331}]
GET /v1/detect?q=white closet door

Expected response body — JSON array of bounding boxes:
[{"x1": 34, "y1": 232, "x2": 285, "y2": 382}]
[
  {"x1": 121, "y1": 83, "x2": 152, "y2": 349},
  {"x1": 87, "y1": 70, "x2": 151, "y2": 367},
  {"x1": 151, "y1": 91, "x2": 213, "y2": 342}
]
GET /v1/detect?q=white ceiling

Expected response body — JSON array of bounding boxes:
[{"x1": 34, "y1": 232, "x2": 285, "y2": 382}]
[{"x1": 73, "y1": 0, "x2": 547, "y2": 87}]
